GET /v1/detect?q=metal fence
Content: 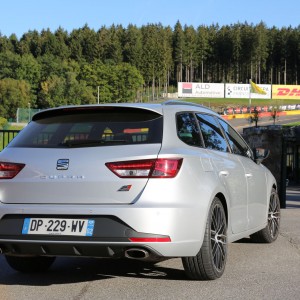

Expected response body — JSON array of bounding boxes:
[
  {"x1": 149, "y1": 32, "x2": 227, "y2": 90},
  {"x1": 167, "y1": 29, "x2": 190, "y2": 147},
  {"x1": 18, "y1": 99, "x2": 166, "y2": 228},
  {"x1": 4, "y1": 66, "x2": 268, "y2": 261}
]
[
  {"x1": 0, "y1": 130, "x2": 20, "y2": 151},
  {"x1": 16, "y1": 108, "x2": 41, "y2": 123}
]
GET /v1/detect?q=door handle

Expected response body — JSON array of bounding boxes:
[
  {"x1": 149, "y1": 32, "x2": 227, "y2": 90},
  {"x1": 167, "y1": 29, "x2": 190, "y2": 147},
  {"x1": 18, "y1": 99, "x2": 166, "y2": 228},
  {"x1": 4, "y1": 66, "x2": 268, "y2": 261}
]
[
  {"x1": 245, "y1": 173, "x2": 253, "y2": 178},
  {"x1": 219, "y1": 171, "x2": 229, "y2": 177}
]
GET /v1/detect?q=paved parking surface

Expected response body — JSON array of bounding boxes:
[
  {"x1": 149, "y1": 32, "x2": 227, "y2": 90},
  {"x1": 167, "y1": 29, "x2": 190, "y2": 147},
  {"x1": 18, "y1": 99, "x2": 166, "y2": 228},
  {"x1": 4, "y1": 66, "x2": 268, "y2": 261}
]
[{"x1": 0, "y1": 188, "x2": 299, "y2": 300}]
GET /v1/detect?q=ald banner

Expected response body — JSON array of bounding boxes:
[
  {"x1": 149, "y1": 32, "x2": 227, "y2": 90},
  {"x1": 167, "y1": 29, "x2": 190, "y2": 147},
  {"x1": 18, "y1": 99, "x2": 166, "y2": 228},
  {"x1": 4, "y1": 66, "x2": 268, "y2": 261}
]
[{"x1": 178, "y1": 82, "x2": 224, "y2": 98}]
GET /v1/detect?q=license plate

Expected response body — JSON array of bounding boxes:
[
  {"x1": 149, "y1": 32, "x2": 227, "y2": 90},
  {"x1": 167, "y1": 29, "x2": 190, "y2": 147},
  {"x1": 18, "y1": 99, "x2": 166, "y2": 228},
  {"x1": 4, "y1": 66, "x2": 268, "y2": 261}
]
[{"x1": 22, "y1": 218, "x2": 95, "y2": 236}]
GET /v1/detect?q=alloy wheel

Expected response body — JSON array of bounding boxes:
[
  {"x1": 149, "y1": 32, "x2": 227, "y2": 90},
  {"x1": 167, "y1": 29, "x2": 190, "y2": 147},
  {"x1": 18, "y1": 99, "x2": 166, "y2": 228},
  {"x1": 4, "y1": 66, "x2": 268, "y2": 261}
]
[
  {"x1": 210, "y1": 203, "x2": 227, "y2": 271},
  {"x1": 268, "y1": 192, "x2": 280, "y2": 239}
]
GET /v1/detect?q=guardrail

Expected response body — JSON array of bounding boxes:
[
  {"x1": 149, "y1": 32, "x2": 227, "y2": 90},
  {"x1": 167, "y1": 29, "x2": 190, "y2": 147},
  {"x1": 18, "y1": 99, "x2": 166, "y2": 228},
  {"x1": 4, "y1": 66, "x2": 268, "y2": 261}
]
[{"x1": 0, "y1": 130, "x2": 20, "y2": 151}]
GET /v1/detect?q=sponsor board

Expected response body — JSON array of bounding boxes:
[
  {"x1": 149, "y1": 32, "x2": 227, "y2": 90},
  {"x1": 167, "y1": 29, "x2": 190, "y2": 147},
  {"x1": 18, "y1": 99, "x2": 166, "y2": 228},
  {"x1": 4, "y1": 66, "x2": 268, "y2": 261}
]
[
  {"x1": 178, "y1": 83, "x2": 300, "y2": 100},
  {"x1": 178, "y1": 82, "x2": 224, "y2": 98},
  {"x1": 272, "y1": 85, "x2": 300, "y2": 100},
  {"x1": 225, "y1": 84, "x2": 271, "y2": 99}
]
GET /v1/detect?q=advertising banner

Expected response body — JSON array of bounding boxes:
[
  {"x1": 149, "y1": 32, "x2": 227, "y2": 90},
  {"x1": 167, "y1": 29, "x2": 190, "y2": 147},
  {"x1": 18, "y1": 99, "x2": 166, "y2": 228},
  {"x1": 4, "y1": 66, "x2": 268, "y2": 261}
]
[
  {"x1": 225, "y1": 84, "x2": 271, "y2": 99},
  {"x1": 178, "y1": 82, "x2": 224, "y2": 98},
  {"x1": 272, "y1": 85, "x2": 300, "y2": 100}
]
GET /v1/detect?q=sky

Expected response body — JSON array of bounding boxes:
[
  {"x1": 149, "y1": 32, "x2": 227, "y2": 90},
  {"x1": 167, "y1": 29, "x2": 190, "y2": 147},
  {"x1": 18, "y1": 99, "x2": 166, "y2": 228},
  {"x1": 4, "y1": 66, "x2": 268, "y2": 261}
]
[{"x1": 1, "y1": 0, "x2": 299, "y2": 38}]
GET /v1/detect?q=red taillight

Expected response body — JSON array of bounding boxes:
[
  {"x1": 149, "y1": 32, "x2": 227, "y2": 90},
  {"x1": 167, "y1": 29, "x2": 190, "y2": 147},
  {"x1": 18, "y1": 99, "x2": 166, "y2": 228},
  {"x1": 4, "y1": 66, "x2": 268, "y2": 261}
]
[
  {"x1": 106, "y1": 158, "x2": 183, "y2": 178},
  {"x1": 129, "y1": 237, "x2": 171, "y2": 242},
  {"x1": 152, "y1": 159, "x2": 182, "y2": 178},
  {"x1": 0, "y1": 162, "x2": 25, "y2": 179}
]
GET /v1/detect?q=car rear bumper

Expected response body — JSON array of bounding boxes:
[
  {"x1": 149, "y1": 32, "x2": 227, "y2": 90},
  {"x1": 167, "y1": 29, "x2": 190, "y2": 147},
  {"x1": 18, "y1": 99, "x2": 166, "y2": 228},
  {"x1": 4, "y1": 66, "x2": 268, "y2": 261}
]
[
  {"x1": 0, "y1": 239, "x2": 164, "y2": 261},
  {"x1": 0, "y1": 204, "x2": 208, "y2": 257}
]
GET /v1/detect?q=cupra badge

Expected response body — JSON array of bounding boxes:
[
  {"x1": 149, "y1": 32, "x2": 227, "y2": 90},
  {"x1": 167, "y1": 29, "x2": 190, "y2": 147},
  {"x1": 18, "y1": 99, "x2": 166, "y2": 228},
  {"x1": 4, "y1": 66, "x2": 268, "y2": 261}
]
[
  {"x1": 57, "y1": 159, "x2": 69, "y2": 170},
  {"x1": 118, "y1": 185, "x2": 132, "y2": 191}
]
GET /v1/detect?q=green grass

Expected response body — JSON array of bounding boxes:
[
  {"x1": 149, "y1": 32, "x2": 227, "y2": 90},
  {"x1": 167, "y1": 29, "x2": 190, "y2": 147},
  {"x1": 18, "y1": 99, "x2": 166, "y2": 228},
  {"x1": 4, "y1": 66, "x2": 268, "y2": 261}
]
[
  {"x1": 179, "y1": 97, "x2": 300, "y2": 108},
  {"x1": 6, "y1": 125, "x2": 25, "y2": 130},
  {"x1": 283, "y1": 122, "x2": 300, "y2": 127}
]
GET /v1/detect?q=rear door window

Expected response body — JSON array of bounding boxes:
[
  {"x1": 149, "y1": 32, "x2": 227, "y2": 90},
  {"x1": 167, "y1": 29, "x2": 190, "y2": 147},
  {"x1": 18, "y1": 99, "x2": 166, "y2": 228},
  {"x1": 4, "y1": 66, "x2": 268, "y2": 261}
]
[
  {"x1": 218, "y1": 118, "x2": 252, "y2": 158},
  {"x1": 196, "y1": 113, "x2": 229, "y2": 153},
  {"x1": 176, "y1": 113, "x2": 202, "y2": 147}
]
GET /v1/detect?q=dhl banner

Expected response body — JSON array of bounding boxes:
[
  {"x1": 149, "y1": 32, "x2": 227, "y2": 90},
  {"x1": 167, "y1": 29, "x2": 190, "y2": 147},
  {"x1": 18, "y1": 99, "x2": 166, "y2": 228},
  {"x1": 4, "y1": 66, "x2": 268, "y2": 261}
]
[{"x1": 272, "y1": 85, "x2": 300, "y2": 100}]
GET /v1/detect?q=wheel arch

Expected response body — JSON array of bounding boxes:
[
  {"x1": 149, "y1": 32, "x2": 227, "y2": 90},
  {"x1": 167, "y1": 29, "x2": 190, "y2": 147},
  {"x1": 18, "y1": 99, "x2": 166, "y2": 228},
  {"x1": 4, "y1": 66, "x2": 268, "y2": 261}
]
[
  {"x1": 215, "y1": 192, "x2": 228, "y2": 225},
  {"x1": 267, "y1": 183, "x2": 278, "y2": 208}
]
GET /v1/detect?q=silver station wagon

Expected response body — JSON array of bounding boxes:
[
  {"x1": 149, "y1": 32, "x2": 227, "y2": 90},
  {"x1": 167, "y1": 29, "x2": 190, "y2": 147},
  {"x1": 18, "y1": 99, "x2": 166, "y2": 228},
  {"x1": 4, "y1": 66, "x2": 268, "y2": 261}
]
[{"x1": 0, "y1": 100, "x2": 280, "y2": 280}]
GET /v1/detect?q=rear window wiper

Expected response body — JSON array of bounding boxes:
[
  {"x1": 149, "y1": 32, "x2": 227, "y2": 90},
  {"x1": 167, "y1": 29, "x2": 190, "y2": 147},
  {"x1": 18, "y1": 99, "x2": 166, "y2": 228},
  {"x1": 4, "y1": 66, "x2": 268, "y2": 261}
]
[{"x1": 60, "y1": 139, "x2": 128, "y2": 148}]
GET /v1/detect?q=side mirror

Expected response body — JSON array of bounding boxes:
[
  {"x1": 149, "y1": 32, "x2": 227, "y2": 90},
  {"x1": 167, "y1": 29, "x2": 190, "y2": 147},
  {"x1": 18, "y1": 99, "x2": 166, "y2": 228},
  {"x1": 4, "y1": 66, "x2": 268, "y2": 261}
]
[{"x1": 253, "y1": 148, "x2": 270, "y2": 164}]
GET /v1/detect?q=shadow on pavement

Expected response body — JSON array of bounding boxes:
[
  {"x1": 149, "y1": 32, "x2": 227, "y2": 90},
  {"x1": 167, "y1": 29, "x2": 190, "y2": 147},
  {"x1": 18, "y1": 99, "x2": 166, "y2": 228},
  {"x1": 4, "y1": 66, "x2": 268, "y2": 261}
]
[{"x1": 0, "y1": 257, "x2": 187, "y2": 286}]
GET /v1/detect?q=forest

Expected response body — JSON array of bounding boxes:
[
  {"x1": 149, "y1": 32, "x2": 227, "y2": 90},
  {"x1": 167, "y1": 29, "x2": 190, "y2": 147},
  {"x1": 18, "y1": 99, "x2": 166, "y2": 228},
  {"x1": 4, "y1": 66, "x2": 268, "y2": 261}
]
[{"x1": 0, "y1": 21, "x2": 299, "y2": 120}]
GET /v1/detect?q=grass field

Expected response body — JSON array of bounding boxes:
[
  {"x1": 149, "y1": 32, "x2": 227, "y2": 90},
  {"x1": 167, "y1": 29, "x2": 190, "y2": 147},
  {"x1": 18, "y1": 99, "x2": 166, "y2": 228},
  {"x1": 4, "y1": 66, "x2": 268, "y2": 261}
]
[
  {"x1": 6, "y1": 125, "x2": 24, "y2": 130},
  {"x1": 179, "y1": 98, "x2": 300, "y2": 111},
  {"x1": 284, "y1": 121, "x2": 300, "y2": 126}
]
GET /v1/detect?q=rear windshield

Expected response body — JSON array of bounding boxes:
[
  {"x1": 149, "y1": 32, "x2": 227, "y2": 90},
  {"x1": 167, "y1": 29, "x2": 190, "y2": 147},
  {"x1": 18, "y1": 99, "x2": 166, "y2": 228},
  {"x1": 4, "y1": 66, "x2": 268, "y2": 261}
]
[{"x1": 9, "y1": 107, "x2": 163, "y2": 148}]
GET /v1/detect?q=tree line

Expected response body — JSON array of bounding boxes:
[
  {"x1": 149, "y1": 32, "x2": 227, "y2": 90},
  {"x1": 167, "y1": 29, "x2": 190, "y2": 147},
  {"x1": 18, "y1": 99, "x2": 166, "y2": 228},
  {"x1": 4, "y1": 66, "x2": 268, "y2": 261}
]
[{"x1": 0, "y1": 21, "x2": 299, "y2": 120}]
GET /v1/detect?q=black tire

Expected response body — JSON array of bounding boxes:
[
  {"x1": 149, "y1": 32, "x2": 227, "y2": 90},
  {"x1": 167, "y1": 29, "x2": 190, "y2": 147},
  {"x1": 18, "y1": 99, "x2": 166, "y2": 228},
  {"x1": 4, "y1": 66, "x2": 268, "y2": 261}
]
[
  {"x1": 182, "y1": 197, "x2": 227, "y2": 280},
  {"x1": 5, "y1": 255, "x2": 56, "y2": 273},
  {"x1": 250, "y1": 188, "x2": 280, "y2": 243}
]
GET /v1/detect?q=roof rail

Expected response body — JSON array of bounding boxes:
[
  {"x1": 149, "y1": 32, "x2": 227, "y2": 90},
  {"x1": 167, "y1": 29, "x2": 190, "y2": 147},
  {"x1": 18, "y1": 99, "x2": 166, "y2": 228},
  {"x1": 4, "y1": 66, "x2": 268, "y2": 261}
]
[{"x1": 162, "y1": 100, "x2": 214, "y2": 111}]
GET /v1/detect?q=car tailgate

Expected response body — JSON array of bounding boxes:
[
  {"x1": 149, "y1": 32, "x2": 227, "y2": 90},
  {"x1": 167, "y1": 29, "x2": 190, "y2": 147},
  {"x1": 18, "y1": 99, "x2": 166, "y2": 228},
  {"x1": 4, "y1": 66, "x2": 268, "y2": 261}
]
[{"x1": 0, "y1": 145, "x2": 161, "y2": 205}]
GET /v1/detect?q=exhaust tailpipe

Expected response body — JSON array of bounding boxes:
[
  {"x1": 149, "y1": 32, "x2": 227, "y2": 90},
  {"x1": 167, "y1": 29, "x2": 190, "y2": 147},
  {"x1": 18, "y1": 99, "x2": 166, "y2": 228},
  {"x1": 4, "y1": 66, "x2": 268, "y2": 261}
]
[{"x1": 125, "y1": 248, "x2": 150, "y2": 260}]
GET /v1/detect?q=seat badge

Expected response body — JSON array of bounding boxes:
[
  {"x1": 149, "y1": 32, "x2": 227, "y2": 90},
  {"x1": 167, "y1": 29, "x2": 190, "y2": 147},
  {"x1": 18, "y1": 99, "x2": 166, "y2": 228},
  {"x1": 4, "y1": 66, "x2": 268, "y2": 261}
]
[{"x1": 57, "y1": 159, "x2": 69, "y2": 170}]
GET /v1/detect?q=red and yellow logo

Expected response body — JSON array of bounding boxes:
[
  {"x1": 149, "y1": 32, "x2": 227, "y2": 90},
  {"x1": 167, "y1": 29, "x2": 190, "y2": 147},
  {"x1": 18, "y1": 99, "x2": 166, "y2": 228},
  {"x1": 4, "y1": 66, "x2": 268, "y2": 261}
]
[{"x1": 272, "y1": 85, "x2": 300, "y2": 99}]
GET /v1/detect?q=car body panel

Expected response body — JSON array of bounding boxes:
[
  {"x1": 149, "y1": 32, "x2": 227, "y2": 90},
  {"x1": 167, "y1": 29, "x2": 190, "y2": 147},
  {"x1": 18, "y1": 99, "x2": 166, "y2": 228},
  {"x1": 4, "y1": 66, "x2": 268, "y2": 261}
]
[
  {"x1": 0, "y1": 145, "x2": 162, "y2": 205},
  {"x1": 208, "y1": 150, "x2": 249, "y2": 233},
  {"x1": 237, "y1": 155, "x2": 268, "y2": 229}
]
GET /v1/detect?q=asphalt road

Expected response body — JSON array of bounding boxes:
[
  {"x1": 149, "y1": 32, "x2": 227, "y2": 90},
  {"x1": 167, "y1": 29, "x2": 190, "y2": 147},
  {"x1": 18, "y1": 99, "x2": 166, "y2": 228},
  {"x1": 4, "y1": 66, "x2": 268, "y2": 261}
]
[
  {"x1": 0, "y1": 189, "x2": 299, "y2": 300},
  {"x1": 227, "y1": 114, "x2": 300, "y2": 133}
]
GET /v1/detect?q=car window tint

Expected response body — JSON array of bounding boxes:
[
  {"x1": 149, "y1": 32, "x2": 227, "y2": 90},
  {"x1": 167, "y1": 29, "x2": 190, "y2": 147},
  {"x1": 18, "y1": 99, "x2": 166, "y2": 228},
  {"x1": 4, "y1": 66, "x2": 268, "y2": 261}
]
[
  {"x1": 196, "y1": 114, "x2": 229, "y2": 152},
  {"x1": 63, "y1": 123, "x2": 94, "y2": 143},
  {"x1": 9, "y1": 108, "x2": 163, "y2": 148},
  {"x1": 218, "y1": 118, "x2": 252, "y2": 158},
  {"x1": 176, "y1": 113, "x2": 202, "y2": 147}
]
